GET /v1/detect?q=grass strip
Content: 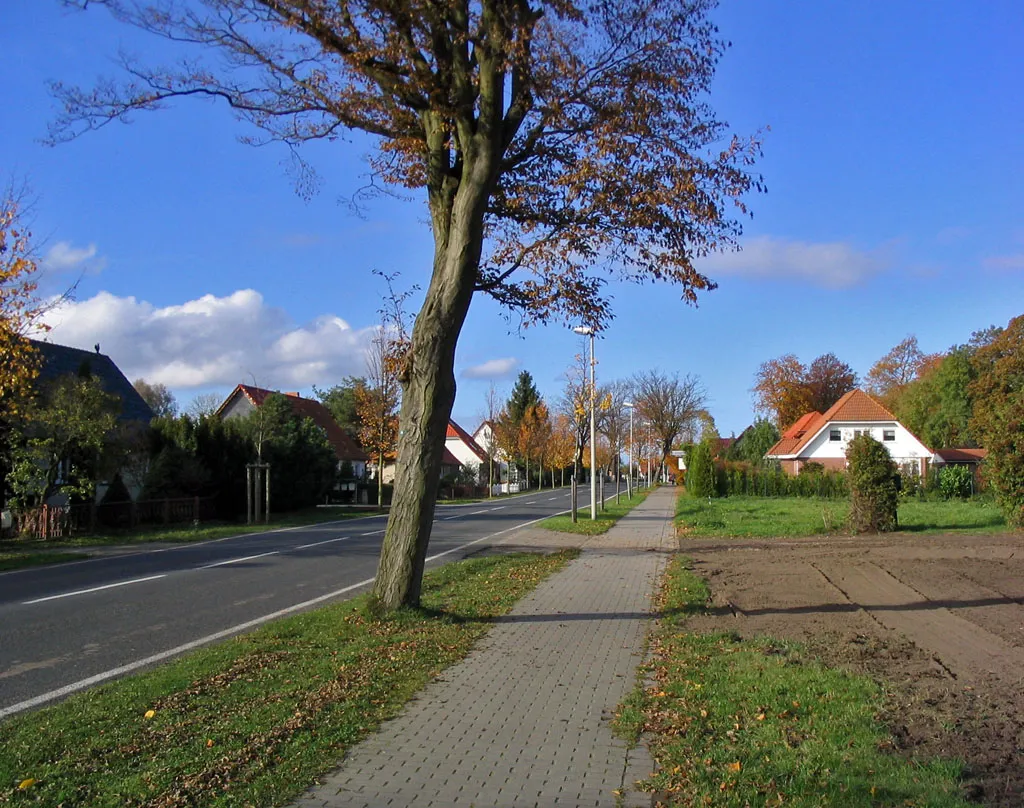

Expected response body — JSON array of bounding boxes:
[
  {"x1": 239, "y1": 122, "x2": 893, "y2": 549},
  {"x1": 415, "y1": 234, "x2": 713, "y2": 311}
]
[
  {"x1": 618, "y1": 556, "x2": 971, "y2": 807},
  {"x1": 0, "y1": 549, "x2": 578, "y2": 807},
  {"x1": 0, "y1": 551, "x2": 89, "y2": 572},
  {"x1": 539, "y1": 486, "x2": 652, "y2": 535},
  {"x1": 675, "y1": 494, "x2": 1007, "y2": 538}
]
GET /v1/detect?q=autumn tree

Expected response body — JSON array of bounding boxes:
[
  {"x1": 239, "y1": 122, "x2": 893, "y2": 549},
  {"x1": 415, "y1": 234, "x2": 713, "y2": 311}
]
[
  {"x1": 56, "y1": 0, "x2": 762, "y2": 609},
  {"x1": 546, "y1": 413, "x2": 576, "y2": 487},
  {"x1": 752, "y1": 353, "x2": 856, "y2": 428},
  {"x1": 632, "y1": 370, "x2": 706, "y2": 478},
  {"x1": 133, "y1": 378, "x2": 177, "y2": 418},
  {"x1": 518, "y1": 401, "x2": 551, "y2": 488},
  {"x1": 864, "y1": 335, "x2": 934, "y2": 406},
  {"x1": 752, "y1": 354, "x2": 813, "y2": 429},
  {"x1": 559, "y1": 349, "x2": 591, "y2": 482},
  {"x1": 805, "y1": 353, "x2": 857, "y2": 413},
  {"x1": 1, "y1": 192, "x2": 48, "y2": 504},
  {"x1": 969, "y1": 314, "x2": 1024, "y2": 527},
  {"x1": 597, "y1": 380, "x2": 631, "y2": 485}
]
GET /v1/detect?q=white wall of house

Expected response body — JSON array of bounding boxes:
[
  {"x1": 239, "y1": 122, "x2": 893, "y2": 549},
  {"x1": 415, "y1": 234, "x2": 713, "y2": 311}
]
[
  {"x1": 445, "y1": 438, "x2": 484, "y2": 470},
  {"x1": 799, "y1": 421, "x2": 931, "y2": 471}
]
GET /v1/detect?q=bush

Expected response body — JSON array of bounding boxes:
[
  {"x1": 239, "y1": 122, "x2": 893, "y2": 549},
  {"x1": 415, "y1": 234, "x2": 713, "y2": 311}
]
[
  {"x1": 847, "y1": 434, "x2": 898, "y2": 533},
  {"x1": 686, "y1": 441, "x2": 716, "y2": 498},
  {"x1": 938, "y1": 465, "x2": 973, "y2": 499}
]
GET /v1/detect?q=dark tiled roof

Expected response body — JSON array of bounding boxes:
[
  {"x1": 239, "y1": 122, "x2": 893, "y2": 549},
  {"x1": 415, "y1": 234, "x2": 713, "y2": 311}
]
[
  {"x1": 933, "y1": 448, "x2": 987, "y2": 463},
  {"x1": 220, "y1": 384, "x2": 369, "y2": 463},
  {"x1": 30, "y1": 339, "x2": 154, "y2": 424}
]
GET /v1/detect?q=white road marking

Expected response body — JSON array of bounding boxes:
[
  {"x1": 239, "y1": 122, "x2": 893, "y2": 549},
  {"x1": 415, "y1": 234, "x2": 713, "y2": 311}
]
[
  {"x1": 489, "y1": 506, "x2": 506, "y2": 511},
  {"x1": 293, "y1": 536, "x2": 351, "y2": 551},
  {"x1": 2, "y1": 510, "x2": 557, "y2": 719},
  {"x1": 200, "y1": 551, "x2": 279, "y2": 570},
  {"x1": 361, "y1": 530, "x2": 384, "y2": 536},
  {"x1": 23, "y1": 575, "x2": 168, "y2": 605},
  {"x1": 471, "y1": 509, "x2": 489, "y2": 515},
  {"x1": 547, "y1": 497, "x2": 559, "y2": 501},
  {"x1": 443, "y1": 515, "x2": 461, "y2": 520}
]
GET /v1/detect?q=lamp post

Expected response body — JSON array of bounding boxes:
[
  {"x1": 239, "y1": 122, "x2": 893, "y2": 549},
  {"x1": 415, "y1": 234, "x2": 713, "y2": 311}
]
[
  {"x1": 573, "y1": 325, "x2": 597, "y2": 520},
  {"x1": 623, "y1": 401, "x2": 634, "y2": 497}
]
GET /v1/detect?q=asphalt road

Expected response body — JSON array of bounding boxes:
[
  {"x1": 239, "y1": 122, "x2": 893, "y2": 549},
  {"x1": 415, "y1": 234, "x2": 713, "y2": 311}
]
[{"x1": 0, "y1": 488, "x2": 581, "y2": 718}]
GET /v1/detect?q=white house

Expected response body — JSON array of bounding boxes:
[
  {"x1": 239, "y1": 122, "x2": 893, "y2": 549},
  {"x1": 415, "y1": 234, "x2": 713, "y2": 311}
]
[
  {"x1": 765, "y1": 390, "x2": 932, "y2": 477},
  {"x1": 472, "y1": 420, "x2": 513, "y2": 492}
]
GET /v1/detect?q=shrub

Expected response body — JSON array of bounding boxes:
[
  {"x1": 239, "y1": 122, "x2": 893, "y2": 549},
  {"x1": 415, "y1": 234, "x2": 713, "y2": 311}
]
[
  {"x1": 938, "y1": 465, "x2": 973, "y2": 499},
  {"x1": 846, "y1": 434, "x2": 898, "y2": 533},
  {"x1": 686, "y1": 441, "x2": 716, "y2": 498}
]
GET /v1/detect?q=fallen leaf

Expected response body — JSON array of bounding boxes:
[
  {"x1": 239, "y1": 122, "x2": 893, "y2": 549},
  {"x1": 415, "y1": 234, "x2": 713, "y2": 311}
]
[
  {"x1": 18, "y1": 779, "x2": 36, "y2": 790},
  {"x1": 144, "y1": 709, "x2": 156, "y2": 720},
  {"x1": 728, "y1": 761, "x2": 742, "y2": 773}
]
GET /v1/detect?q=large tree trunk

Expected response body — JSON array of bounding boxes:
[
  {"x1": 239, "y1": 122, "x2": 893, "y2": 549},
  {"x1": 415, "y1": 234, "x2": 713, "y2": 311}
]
[{"x1": 371, "y1": 138, "x2": 494, "y2": 609}]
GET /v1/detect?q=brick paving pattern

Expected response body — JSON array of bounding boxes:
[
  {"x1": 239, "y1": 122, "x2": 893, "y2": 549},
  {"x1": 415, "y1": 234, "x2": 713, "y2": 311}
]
[{"x1": 291, "y1": 487, "x2": 677, "y2": 808}]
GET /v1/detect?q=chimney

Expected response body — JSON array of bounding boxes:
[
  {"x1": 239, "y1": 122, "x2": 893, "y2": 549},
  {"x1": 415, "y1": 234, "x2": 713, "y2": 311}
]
[{"x1": 285, "y1": 392, "x2": 300, "y2": 398}]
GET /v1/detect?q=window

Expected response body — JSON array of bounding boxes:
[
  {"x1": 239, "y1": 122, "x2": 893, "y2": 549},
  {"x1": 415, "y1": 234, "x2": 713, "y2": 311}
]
[
  {"x1": 883, "y1": 429, "x2": 895, "y2": 442},
  {"x1": 829, "y1": 429, "x2": 841, "y2": 441}
]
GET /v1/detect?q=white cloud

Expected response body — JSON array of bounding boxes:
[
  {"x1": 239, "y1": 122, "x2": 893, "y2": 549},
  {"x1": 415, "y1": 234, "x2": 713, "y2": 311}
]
[
  {"x1": 42, "y1": 241, "x2": 103, "y2": 273},
  {"x1": 37, "y1": 289, "x2": 376, "y2": 391},
  {"x1": 461, "y1": 357, "x2": 521, "y2": 380},
  {"x1": 982, "y1": 253, "x2": 1024, "y2": 272},
  {"x1": 700, "y1": 236, "x2": 885, "y2": 289}
]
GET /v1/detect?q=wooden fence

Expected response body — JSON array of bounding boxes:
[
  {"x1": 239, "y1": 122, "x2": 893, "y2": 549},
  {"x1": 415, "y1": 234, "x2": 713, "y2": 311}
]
[{"x1": 12, "y1": 496, "x2": 217, "y2": 540}]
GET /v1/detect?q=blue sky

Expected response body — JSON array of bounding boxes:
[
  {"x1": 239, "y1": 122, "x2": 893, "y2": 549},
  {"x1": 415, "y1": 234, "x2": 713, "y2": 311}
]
[{"x1": 4, "y1": 1, "x2": 1022, "y2": 436}]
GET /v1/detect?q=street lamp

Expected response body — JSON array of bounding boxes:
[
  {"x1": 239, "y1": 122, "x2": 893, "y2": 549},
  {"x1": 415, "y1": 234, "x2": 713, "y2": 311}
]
[
  {"x1": 623, "y1": 401, "x2": 634, "y2": 497},
  {"x1": 573, "y1": 325, "x2": 597, "y2": 520}
]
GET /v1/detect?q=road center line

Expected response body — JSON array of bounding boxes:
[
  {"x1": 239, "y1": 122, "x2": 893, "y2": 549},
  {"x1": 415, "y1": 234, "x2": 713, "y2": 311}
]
[
  {"x1": 471, "y1": 509, "x2": 489, "y2": 515},
  {"x1": 361, "y1": 530, "x2": 385, "y2": 536},
  {"x1": 489, "y1": 506, "x2": 506, "y2": 511},
  {"x1": 443, "y1": 515, "x2": 461, "y2": 520},
  {"x1": 293, "y1": 536, "x2": 351, "y2": 551},
  {"x1": 23, "y1": 575, "x2": 168, "y2": 605},
  {"x1": 200, "y1": 551, "x2": 279, "y2": 570}
]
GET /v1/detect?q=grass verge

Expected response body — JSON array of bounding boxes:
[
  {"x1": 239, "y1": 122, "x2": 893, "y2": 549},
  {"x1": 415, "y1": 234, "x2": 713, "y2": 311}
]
[
  {"x1": 0, "y1": 549, "x2": 577, "y2": 807},
  {"x1": 0, "y1": 551, "x2": 89, "y2": 572},
  {"x1": 675, "y1": 494, "x2": 1007, "y2": 538},
  {"x1": 539, "y1": 486, "x2": 652, "y2": 535},
  {"x1": 616, "y1": 556, "x2": 971, "y2": 807}
]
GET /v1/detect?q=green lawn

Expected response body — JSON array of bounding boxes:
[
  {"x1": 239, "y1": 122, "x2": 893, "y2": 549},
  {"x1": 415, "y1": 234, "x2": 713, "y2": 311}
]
[
  {"x1": 539, "y1": 485, "x2": 652, "y2": 535},
  {"x1": 0, "y1": 549, "x2": 576, "y2": 807},
  {"x1": 616, "y1": 556, "x2": 972, "y2": 807},
  {"x1": 675, "y1": 495, "x2": 1008, "y2": 539}
]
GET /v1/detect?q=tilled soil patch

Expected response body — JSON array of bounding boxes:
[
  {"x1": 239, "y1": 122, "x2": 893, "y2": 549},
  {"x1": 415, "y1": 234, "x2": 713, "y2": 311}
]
[{"x1": 680, "y1": 531, "x2": 1024, "y2": 807}]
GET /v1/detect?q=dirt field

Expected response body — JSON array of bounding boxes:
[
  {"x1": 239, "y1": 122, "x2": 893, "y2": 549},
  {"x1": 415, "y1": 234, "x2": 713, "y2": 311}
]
[{"x1": 680, "y1": 531, "x2": 1024, "y2": 807}]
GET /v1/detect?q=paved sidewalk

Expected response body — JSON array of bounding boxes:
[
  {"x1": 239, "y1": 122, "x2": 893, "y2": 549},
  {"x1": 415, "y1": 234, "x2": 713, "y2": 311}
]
[{"x1": 291, "y1": 486, "x2": 678, "y2": 808}]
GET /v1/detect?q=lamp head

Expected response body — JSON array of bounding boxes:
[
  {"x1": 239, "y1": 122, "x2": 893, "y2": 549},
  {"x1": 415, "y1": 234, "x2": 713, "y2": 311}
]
[{"x1": 572, "y1": 326, "x2": 594, "y2": 335}]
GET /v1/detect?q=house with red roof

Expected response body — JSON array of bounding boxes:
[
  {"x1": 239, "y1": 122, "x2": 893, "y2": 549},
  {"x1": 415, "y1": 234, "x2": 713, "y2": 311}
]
[
  {"x1": 765, "y1": 389, "x2": 932, "y2": 476},
  {"x1": 446, "y1": 420, "x2": 490, "y2": 480},
  {"x1": 217, "y1": 385, "x2": 369, "y2": 477}
]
